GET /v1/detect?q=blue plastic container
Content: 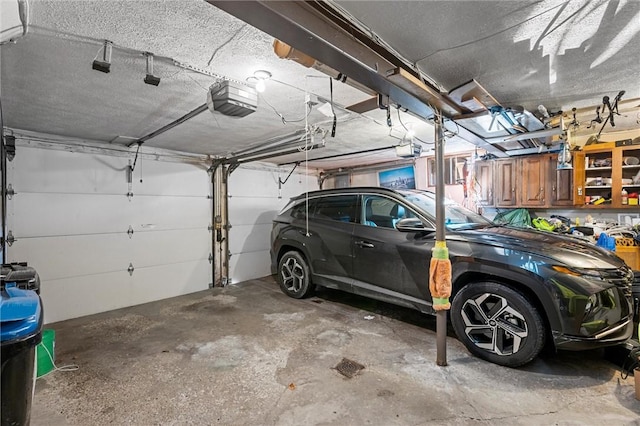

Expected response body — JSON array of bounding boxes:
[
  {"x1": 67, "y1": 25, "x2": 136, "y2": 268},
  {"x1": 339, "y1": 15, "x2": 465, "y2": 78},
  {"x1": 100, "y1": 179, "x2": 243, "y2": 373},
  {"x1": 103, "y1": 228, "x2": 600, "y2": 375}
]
[{"x1": 1, "y1": 283, "x2": 43, "y2": 426}]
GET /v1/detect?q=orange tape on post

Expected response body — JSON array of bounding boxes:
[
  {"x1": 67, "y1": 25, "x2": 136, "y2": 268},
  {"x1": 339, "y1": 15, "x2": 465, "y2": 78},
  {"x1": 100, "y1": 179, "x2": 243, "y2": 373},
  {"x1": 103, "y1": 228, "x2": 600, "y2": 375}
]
[{"x1": 429, "y1": 242, "x2": 451, "y2": 311}]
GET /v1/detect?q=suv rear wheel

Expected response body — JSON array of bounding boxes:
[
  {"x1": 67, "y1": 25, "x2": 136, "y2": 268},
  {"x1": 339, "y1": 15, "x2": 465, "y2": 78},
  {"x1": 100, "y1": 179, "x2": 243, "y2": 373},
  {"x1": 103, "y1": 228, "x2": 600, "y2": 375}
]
[
  {"x1": 451, "y1": 282, "x2": 545, "y2": 367},
  {"x1": 277, "y1": 251, "x2": 314, "y2": 299}
]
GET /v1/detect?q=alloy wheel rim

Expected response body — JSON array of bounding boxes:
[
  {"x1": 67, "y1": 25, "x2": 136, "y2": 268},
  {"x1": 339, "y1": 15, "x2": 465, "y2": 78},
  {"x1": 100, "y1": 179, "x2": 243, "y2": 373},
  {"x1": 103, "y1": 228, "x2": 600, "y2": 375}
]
[
  {"x1": 460, "y1": 292, "x2": 528, "y2": 356},
  {"x1": 281, "y1": 257, "x2": 305, "y2": 292}
]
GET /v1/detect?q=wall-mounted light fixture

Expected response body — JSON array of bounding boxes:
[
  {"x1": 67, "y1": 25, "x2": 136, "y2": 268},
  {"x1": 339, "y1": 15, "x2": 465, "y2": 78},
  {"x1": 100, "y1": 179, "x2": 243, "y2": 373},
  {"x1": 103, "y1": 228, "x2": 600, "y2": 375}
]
[
  {"x1": 246, "y1": 69, "x2": 271, "y2": 93},
  {"x1": 92, "y1": 40, "x2": 113, "y2": 73},
  {"x1": 143, "y1": 52, "x2": 160, "y2": 86}
]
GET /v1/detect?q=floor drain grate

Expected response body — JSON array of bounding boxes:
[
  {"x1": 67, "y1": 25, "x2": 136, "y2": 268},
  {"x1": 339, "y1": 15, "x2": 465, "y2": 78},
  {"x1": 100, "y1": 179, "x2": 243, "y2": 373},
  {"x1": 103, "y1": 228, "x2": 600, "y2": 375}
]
[{"x1": 335, "y1": 357, "x2": 365, "y2": 378}]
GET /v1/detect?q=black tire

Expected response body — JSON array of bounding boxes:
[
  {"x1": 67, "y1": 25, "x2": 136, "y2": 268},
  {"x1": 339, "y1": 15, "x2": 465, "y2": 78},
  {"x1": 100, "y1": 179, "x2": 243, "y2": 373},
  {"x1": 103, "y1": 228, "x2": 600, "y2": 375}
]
[
  {"x1": 277, "y1": 251, "x2": 314, "y2": 299},
  {"x1": 451, "y1": 282, "x2": 545, "y2": 367}
]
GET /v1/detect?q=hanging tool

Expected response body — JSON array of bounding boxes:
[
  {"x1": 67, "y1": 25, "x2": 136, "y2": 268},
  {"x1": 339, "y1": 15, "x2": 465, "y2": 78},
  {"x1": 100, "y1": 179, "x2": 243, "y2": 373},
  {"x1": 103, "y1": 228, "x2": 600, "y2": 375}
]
[{"x1": 596, "y1": 90, "x2": 625, "y2": 138}]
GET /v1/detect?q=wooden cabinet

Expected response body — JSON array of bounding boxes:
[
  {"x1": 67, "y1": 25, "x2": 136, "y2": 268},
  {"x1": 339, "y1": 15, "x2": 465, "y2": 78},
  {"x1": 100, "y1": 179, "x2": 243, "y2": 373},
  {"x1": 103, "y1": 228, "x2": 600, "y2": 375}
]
[
  {"x1": 579, "y1": 142, "x2": 640, "y2": 208},
  {"x1": 519, "y1": 156, "x2": 546, "y2": 206},
  {"x1": 476, "y1": 154, "x2": 575, "y2": 208},
  {"x1": 519, "y1": 154, "x2": 574, "y2": 207},
  {"x1": 547, "y1": 154, "x2": 574, "y2": 206},
  {"x1": 495, "y1": 159, "x2": 518, "y2": 207},
  {"x1": 474, "y1": 160, "x2": 494, "y2": 207}
]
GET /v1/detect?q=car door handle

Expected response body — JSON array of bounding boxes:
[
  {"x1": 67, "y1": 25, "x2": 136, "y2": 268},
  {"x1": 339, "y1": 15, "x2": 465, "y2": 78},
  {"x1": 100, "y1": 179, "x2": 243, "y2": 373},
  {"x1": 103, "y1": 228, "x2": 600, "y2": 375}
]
[{"x1": 355, "y1": 240, "x2": 374, "y2": 248}]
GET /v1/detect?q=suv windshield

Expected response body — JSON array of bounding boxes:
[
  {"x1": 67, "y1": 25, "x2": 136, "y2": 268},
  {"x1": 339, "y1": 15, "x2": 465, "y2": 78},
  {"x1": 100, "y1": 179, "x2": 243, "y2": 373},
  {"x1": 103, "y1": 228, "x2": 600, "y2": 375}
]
[{"x1": 399, "y1": 190, "x2": 493, "y2": 230}]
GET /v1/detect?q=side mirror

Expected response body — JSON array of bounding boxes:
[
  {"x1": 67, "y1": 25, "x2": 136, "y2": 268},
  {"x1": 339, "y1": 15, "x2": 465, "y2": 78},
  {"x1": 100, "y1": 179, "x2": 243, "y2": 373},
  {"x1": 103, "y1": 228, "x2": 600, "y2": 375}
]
[{"x1": 396, "y1": 218, "x2": 435, "y2": 233}]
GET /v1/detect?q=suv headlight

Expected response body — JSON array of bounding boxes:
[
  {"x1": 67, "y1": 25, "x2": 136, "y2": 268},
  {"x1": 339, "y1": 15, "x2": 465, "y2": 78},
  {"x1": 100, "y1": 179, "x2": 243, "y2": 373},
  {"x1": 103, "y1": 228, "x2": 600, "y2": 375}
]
[{"x1": 552, "y1": 265, "x2": 603, "y2": 280}]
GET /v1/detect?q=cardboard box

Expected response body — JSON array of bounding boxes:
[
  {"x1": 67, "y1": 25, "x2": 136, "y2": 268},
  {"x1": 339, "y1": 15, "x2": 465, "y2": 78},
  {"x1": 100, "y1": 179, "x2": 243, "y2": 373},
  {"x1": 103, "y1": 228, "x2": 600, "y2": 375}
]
[{"x1": 616, "y1": 246, "x2": 640, "y2": 270}]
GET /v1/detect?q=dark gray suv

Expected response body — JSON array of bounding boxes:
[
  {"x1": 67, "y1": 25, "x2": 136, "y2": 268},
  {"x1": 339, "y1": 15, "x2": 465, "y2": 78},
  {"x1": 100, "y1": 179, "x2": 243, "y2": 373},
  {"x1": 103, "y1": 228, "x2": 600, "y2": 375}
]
[{"x1": 270, "y1": 187, "x2": 634, "y2": 367}]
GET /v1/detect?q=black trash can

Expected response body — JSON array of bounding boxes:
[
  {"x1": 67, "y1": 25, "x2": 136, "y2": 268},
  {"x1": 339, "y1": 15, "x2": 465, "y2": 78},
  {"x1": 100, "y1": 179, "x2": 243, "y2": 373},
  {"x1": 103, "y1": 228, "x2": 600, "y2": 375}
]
[{"x1": 1, "y1": 279, "x2": 43, "y2": 426}]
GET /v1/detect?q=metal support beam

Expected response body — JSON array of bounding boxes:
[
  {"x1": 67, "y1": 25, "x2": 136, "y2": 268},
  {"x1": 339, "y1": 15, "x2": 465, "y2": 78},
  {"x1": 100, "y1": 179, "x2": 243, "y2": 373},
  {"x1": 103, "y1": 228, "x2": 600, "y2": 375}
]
[
  {"x1": 207, "y1": 1, "x2": 507, "y2": 158},
  {"x1": 128, "y1": 103, "x2": 208, "y2": 147},
  {"x1": 1, "y1": 135, "x2": 7, "y2": 263},
  {"x1": 209, "y1": 1, "x2": 433, "y2": 120},
  {"x1": 434, "y1": 112, "x2": 447, "y2": 367}
]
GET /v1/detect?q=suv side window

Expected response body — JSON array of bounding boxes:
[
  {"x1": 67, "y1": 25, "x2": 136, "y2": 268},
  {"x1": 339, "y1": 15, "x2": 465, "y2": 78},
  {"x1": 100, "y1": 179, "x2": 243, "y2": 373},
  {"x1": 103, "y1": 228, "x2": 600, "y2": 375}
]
[
  {"x1": 313, "y1": 195, "x2": 358, "y2": 223},
  {"x1": 362, "y1": 195, "x2": 416, "y2": 229},
  {"x1": 291, "y1": 199, "x2": 316, "y2": 219}
]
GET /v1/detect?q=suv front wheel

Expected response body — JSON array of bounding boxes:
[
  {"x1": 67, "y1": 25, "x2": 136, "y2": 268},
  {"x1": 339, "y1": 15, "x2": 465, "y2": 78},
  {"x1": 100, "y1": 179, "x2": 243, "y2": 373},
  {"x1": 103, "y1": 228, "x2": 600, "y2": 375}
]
[
  {"x1": 451, "y1": 282, "x2": 545, "y2": 367},
  {"x1": 277, "y1": 251, "x2": 314, "y2": 299}
]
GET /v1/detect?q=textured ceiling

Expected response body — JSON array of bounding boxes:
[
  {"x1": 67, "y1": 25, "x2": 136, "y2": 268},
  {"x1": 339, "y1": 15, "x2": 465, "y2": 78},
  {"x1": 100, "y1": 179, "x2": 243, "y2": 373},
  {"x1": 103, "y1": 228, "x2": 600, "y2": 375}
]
[
  {"x1": 333, "y1": 0, "x2": 640, "y2": 112},
  {"x1": 1, "y1": 0, "x2": 638, "y2": 170}
]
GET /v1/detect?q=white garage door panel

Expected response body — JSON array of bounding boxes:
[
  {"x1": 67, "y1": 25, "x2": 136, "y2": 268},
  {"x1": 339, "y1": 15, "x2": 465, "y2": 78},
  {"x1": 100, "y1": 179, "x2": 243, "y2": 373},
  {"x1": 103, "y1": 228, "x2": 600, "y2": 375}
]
[
  {"x1": 228, "y1": 223, "x2": 272, "y2": 254},
  {"x1": 228, "y1": 168, "x2": 280, "y2": 195},
  {"x1": 11, "y1": 193, "x2": 209, "y2": 237},
  {"x1": 11, "y1": 146, "x2": 208, "y2": 197},
  {"x1": 7, "y1": 233, "x2": 134, "y2": 281},
  {"x1": 128, "y1": 196, "x2": 210, "y2": 231},
  {"x1": 128, "y1": 229, "x2": 210, "y2": 268},
  {"x1": 228, "y1": 196, "x2": 279, "y2": 225},
  {"x1": 8, "y1": 144, "x2": 211, "y2": 322},
  {"x1": 8, "y1": 229, "x2": 210, "y2": 281},
  {"x1": 226, "y1": 166, "x2": 318, "y2": 283},
  {"x1": 41, "y1": 259, "x2": 210, "y2": 323},
  {"x1": 10, "y1": 147, "x2": 129, "y2": 194},
  {"x1": 127, "y1": 161, "x2": 209, "y2": 196},
  {"x1": 278, "y1": 182, "x2": 315, "y2": 200},
  {"x1": 128, "y1": 260, "x2": 210, "y2": 308},
  {"x1": 11, "y1": 193, "x2": 132, "y2": 236},
  {"x1": 229, "y1": 249, "x2": 272, "y2": 284}
]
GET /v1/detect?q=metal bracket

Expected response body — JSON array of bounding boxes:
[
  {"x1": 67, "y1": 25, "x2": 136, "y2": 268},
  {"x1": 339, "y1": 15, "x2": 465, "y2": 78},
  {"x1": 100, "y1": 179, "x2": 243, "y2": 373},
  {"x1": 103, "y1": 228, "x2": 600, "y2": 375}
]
[
  {"x1": 208, "y1": 253, "x2": 213, "y2": 264},
  {"x1": 4, "y1": 135, "x2": 16, "y2": 161},
  {"x1": 127, "y1": 225, "x2": 134, "y2": 238},
  {"x1": 6, "y1": 184, "x2": 15, "y2": 200},
  {"x1": 127, "y1": 263, "x2": 135, "y2": 276},
  {"x1": 5, "y1": 231, "x2": 15, "y2": 247}
]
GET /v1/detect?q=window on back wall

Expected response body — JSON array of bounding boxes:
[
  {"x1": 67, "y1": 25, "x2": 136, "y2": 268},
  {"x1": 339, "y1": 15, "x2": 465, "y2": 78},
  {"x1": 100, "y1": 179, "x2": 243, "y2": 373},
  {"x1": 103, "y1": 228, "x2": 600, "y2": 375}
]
[{"x1": 428, "y1": 156, "x2": 470, "y2": 186}]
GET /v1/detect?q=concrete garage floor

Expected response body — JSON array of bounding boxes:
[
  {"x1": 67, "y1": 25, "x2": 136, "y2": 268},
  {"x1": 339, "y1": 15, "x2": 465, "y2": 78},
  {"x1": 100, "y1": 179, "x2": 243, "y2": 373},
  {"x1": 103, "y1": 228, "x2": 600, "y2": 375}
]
[{"x1": 32, "y1": 277, "x2": 640, "y2": 425}]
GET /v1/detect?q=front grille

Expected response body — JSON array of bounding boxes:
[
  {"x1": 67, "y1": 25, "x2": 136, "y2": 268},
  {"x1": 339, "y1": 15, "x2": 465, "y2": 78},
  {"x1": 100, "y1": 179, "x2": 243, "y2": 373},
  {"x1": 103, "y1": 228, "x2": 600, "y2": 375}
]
[{"x1": 602, "y1": 266, "x2": 634, "y2": 297}]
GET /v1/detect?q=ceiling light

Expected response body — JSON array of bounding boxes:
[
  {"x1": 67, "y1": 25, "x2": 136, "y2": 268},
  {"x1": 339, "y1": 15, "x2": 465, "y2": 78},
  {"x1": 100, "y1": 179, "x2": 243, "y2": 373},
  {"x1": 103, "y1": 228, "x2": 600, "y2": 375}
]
[
  {"x1": 143, "y1": 52, "x2": 160, "y2": 86},
  {"x1": 253, "y1": 70, "x2": 272, "y2": 80},
  {"x1": 246, "y1": 70, "x2": 271, "y2": 93},
  {"x1": 92, "y1": 40, "x2": 112, "y2": 73}
]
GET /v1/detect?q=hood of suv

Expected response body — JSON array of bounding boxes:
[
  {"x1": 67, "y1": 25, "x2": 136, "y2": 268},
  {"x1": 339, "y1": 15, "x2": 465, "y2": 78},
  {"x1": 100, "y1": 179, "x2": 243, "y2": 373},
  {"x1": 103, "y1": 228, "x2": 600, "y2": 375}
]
[{"x1": 457, "y1": 225, "x2": 625, "y2": 269}]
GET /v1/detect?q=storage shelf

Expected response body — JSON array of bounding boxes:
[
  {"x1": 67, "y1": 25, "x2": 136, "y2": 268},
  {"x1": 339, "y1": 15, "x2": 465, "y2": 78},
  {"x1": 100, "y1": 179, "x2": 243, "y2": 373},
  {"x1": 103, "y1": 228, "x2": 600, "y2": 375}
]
[{"x1": 577, "y1": 142, "x2": 640, "y2": 208}]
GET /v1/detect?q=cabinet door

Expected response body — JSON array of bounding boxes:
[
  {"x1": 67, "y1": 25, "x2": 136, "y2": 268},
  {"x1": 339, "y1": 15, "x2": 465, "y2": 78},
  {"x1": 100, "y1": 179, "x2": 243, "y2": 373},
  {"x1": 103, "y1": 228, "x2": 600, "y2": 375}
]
[
  {"x1": 474, "y1": 161, "x2": 494, "y2": 206},
  {"x1": 520, "y1": 156, "x2": 546, "y2": 206},
  {"x1": 495, "y1": 159, "x2": 517, "y2": 207},
  {"x1": 549, "y1": 154, "x2": 574, "y2": 206}
]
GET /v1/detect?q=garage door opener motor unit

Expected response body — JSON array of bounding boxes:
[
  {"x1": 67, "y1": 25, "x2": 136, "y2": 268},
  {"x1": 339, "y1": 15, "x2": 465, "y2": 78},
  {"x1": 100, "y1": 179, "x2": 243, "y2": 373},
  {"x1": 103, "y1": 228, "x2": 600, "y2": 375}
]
[{"x1": 207, "y1": 80, "x2": 258, "y2": 118}]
